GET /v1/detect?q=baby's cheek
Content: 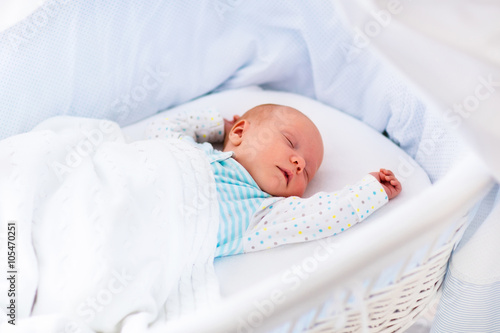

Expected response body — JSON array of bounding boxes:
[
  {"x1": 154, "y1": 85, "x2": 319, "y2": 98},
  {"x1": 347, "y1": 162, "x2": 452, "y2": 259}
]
[
  {"x1": 258, "y1": 176, "x2": 281, "y2": 196},
  {"x1": 291, "y1": 183, "x2": 306, "y2": 197},
  {"x1": 299, "y1": 179, "x2": 308, "y2": 195}
]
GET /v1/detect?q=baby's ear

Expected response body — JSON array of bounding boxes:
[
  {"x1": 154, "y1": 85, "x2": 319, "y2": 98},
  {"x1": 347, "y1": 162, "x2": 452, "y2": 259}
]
[{"x1": 227, "y1": 119, "x2": 248, "y2": 146}]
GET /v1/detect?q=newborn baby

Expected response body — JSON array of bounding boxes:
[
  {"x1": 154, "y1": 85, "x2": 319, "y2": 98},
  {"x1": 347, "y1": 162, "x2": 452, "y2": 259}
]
[{"x1": 147, "y1": 104, "x2": 401, "y2": 256}]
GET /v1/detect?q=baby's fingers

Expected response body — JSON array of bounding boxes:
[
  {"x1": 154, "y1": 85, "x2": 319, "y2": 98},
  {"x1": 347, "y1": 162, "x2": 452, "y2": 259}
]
[
  {"x1": 392, "y1": 178, "x2": 402, "y2": 193},
  {"x1": 380, "y1": 170, "x2": 394, "y2": 182},
  {"x1": 380, "y1": 168, "x2": 394, "y2": 176},
  {"x1": 387, "y1": 174, "x2": 398, "y2": 183}
]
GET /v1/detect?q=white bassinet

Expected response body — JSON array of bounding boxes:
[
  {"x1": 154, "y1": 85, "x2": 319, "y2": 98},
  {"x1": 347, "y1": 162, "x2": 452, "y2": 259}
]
[
  {"x1": 123, "y1": 86, "x2": 479, "y2": 333},
  {"x1": 0, "y1": 1, "x2": 499, "y2": 332}
]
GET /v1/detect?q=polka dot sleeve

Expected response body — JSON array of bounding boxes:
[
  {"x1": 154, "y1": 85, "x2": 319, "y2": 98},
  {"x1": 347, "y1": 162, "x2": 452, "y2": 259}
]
[
  {"x1": 144, "y1": 107, "x2": 225, "y2": 143},
  {"x1": 243, "y1": 174, "x2": 389, "y2": 253}
]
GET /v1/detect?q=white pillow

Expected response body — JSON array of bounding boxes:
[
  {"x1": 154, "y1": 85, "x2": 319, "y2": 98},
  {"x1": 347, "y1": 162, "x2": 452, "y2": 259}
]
[{"x1": 122, "y1": 86, "x2": 431, "y2": 296}]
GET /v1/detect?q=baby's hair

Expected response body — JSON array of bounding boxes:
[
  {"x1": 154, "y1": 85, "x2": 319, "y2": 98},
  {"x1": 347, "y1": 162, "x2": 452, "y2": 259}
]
[
  {"x1": 240, "y1": 103, "x2": 304, "y2": 124},
  {"x1": 223, "y1": 103, "x2": 319, "y2": 150},
  {"x1": 223, "y1": 104, "x2": 286, "y2": 149}
]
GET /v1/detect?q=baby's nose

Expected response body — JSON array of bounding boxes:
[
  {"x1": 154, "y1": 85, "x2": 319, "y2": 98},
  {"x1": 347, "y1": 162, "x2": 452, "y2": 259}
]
[{"x1": 292, "y1": 155, "x2": 306, "y2": 173}]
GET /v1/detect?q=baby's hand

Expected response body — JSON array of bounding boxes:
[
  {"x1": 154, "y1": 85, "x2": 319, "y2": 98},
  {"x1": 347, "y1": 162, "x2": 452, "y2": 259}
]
[{"x1": 369, "y1": 169, "x2": 402, "y2": 200}]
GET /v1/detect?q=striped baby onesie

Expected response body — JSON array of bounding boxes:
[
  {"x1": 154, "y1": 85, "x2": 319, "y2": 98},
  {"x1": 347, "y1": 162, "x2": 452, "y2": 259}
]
[{"x1": 146, "y1": 108, "x2": 388, "y2": 257}]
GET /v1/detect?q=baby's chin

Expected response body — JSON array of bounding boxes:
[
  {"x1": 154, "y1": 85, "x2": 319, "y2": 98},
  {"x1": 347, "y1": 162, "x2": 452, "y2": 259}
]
[
  {"x1": 259, "y1": 185, "x2": 286, "y2": 198},
  {"x1": 254, "y1": 175, "x2": 305, "y2": 197},
  {"x1": 262, "y1": 186, "x2": 304, "y2": 198}
]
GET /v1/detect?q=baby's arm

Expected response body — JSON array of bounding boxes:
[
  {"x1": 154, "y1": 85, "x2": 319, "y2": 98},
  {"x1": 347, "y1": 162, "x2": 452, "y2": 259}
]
[
  {"x1": 243, "y1": 174, "x2": 390, "y2": 253},
  {"x1": 145, "y1": 108, "x2": 225, "y2": 143}
]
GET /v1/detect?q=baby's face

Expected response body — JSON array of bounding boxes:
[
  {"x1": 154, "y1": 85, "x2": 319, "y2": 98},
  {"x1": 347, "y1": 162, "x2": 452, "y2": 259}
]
[{"x1": 227, "y1": 106, "x2": 323, "y2": 197}]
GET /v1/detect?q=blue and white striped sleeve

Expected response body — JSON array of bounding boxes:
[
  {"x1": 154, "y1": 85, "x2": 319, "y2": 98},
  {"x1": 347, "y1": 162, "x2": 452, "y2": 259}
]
[
  {"x1": 243, "y1": 174, "x2": 388, "y2": 253},
  {"x1": 145, "y1": 107, "x2": 225, "y2": 144}
]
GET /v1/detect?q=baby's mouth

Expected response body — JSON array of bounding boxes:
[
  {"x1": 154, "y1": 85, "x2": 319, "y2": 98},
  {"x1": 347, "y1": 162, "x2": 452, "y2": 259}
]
[{"x1": 278, "y1": 167, "x2": 293, "y2": 185}]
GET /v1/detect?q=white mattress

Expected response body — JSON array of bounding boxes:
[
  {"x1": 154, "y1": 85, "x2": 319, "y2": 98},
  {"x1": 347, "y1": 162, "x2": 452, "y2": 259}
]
[{"x1": 122, "y1": 86, "x2": 432, "y2": 297}]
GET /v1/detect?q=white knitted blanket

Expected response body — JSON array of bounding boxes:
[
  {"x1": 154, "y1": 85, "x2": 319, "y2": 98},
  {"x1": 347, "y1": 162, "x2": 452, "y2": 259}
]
[{"x1": 0, "y1": 116, "x2": 220, "y2": 332}]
